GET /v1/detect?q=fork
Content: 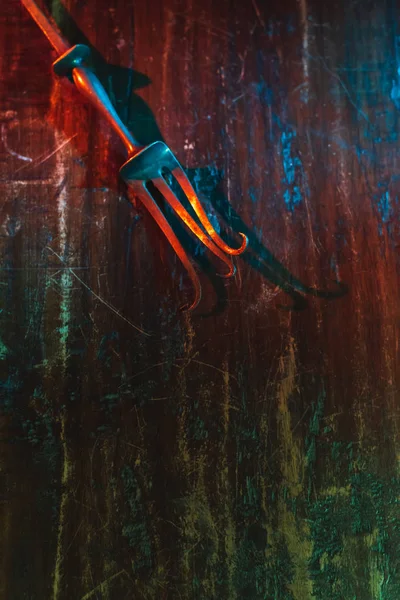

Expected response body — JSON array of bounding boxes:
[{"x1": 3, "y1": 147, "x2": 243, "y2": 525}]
[{"x1": 20, "y1": 0, "x2": 248, "y2": 310}]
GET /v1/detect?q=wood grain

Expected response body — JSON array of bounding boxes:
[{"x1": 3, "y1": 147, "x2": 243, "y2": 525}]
[{"x1": 1, "y1": 0, "x2": 400, "y2": 598}]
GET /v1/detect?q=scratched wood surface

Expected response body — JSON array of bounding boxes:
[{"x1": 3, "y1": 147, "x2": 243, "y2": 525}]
[{"x1": 1, "y1": 0, "x2": 400, "y2": 598}]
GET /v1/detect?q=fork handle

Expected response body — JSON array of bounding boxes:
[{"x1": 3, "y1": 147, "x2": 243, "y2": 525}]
[
  {"x1": 70, "y1": 65, "x2": 141, "y2": 157},
  {"x1": 19, "y1": 0, "x2": 140, "y2": 157}
]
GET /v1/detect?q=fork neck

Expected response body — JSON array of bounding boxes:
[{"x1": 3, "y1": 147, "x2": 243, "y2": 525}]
[
  {"x1": 53, "y1": 44, "x2": 142, "y2": 158},
  {"x1": 71, "y1": 65, "x2": 142, "y2": 157}
]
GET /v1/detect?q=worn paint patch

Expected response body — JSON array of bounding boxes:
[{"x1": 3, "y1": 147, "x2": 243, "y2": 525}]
[
  {"x1": 121, "y1": 465, "x2": 153, "y2": 568},
  {"x1": 50, "y1": 115, "x2": 74, "y2": 600},
  {"x1": 276, "y1": 338, "x2": 313, "y2": 599}
]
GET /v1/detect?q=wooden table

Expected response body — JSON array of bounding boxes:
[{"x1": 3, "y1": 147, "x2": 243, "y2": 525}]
[{"x1": 1, "y1": 0, "x2": 399, "y2": 598}]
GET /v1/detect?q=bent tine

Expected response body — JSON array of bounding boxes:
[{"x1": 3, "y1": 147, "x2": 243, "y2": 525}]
[
  {"x1": 153, "y1": 176, "x2": 235, "y2": 278},
  {"x1": 20, "y1": 0, "x2": 248, "y2": 309},
  {"x1": 131, "y1": 180, "x2": 202, "y2": 311},
  {"x1": 171, "y1": 166, "x2": 248, "y2": 255}
]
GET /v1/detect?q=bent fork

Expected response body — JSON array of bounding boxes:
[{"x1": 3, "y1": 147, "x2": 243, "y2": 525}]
[{"x1": 20, "y1": 0, "x2": 248, "y2": 310}]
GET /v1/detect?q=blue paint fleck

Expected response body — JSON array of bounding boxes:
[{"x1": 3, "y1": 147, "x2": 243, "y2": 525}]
[
  {"x1": 248, "y1": 187, "x2": 258, "y2": 204},
  {"x1": 282, "y1": 131, "x2": 297, "y2": 185},
  {"x1": 391, "y1": 38, "x2": 400, "y2": 109},
  {"x1": 377, "y1": 191, "x2": 392, "y2": 223},
  {"x1": 280, "y1": 130, "x2": 306, "y2": 211},
  {"x1": 254, "y1": 80, "x2": 274, "y2": 107}
]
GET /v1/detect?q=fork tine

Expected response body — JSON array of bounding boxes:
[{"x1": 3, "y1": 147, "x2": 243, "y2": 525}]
[
  {"x1": 153, "y1": 176, "x2": 236, "y2": 278},
  {"x1": 131, "y1": 181, "x2": 202, "y2": 310},
  {"x1": 171, "y1": 166, "x2": 248, "y2": 256}
]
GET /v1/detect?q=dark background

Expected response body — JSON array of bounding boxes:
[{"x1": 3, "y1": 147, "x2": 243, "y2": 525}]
[{"x1": 1, "y1": 0, "x2": 400, "y2": 598}]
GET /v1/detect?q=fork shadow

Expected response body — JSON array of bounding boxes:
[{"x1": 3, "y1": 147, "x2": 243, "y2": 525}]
[
  {"x1": 187, "y1": 166, "x2": 348, "y2": 313},
  {"x1": 45, "y1": 0, "x2": 348, "y2": 315}
]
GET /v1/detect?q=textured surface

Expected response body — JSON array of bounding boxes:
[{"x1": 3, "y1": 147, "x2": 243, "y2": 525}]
[{"x1": 1, "y1": 0, "x2": 400, "y2": 598}]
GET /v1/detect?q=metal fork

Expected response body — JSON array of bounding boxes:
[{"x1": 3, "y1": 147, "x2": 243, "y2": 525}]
[{"x1": 20, "y1": 0, "x2": 248, "y2": 310}]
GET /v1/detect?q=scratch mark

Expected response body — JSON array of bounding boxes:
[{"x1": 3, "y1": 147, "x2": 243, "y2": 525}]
[
  {"x1": 80, "y1": 570, "x2": 128, "y2": 600},
  {"x1": 122, "y1": 357, "x2": 237, "y2": 386},
  {"x1": 122, "y1": 441, "x2": 145, "y2": 452},
  {"x1": 170, "y1": 11, "x2": 234, "y2": 39},
  {"x1": 34, "y1": 135, "x2": 78, "y2": 167},
  {"x1": 251, "y1": 0, "x2": 265, "y2": 29},
  {"x1": 307, "y1": 52, "x2": 371, "y2": 124},
  {"x1": 59, "y1": 521, "x2": 83, "y2": 562},
  {"x1": 122, "y1": 361, "x2": 170, "y2": 384},
  {"x1": 1, "y1": 123, "x2": 32, "y2": 162},
  {"x1": 45, "y1": 247, "x2": 152, "y2": 337},
  {"x1": 13, "y1": 134, "x2": 78, "y2": 176},
  {"x1": 176, "y1": 357, "x2": 239, "y2": 384},
  {"x1": 0, "y1": 178, "x2": 63, "y2": 186}
]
